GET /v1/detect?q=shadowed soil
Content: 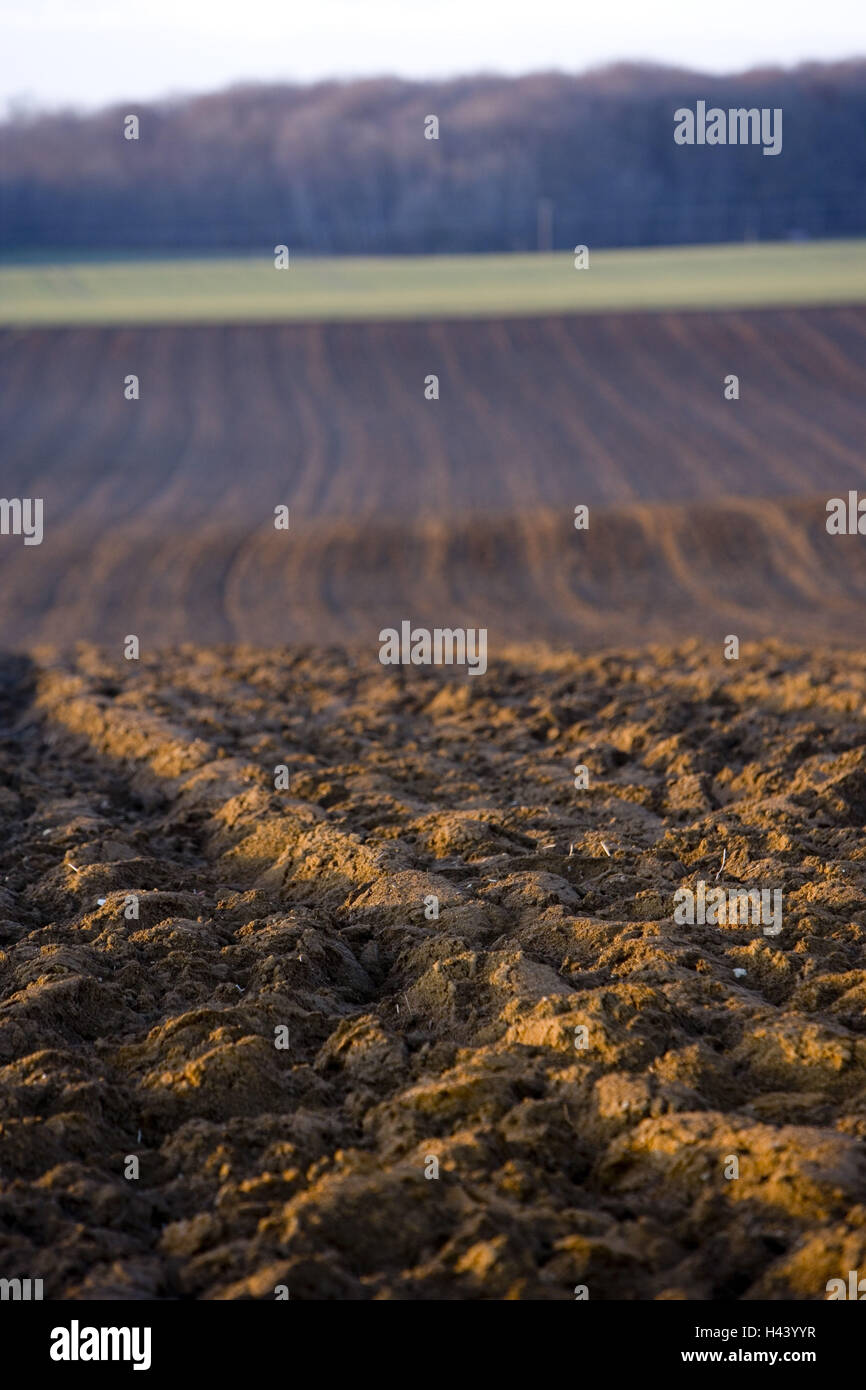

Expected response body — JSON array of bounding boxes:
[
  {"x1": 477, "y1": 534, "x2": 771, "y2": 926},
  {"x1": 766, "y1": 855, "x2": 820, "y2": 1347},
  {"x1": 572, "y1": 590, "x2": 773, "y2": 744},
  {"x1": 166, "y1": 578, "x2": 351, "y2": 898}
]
[{"x1": 0, "y1": 641, "x2": 864, "y2": 1300}]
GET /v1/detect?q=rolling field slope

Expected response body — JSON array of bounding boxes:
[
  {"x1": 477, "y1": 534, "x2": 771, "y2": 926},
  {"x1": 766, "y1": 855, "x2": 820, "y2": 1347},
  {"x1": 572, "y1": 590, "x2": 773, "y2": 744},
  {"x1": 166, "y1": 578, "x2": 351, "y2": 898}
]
[
  {"x1": 0, "y1": 304, "x2": 865, "y2": 648},
  {"x1": 2, "y1": 249, "x2": 865, "y2": 1303}
]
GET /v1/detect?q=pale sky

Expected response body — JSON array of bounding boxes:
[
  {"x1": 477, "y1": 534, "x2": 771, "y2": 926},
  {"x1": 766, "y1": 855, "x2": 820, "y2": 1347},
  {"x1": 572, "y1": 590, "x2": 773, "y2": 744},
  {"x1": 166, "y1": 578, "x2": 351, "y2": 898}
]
[{"x1": 2, "y1": 0, "x2": 864, "y2": 114}]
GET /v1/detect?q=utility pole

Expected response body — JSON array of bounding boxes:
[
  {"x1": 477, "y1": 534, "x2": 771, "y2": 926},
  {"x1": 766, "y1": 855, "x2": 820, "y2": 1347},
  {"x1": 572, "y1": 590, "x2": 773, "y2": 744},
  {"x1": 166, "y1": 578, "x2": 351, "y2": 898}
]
[{"x1": 537, "y1": 197, "x2": 554, "y2": 252}]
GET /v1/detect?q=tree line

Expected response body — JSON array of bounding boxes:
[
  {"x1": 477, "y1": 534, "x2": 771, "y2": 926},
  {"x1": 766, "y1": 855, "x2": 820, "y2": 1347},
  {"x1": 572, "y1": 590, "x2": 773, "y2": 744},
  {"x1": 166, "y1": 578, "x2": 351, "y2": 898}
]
[{"x1": 1, "y1": 61, "x2": 864, "y2": 255}]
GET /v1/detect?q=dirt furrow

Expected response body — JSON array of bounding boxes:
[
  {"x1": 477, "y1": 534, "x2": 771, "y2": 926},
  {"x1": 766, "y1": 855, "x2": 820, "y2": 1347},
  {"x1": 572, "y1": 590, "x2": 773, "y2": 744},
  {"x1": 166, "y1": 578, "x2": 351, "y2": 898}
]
[{"x1": 0, "y1": 643, "x2": 865, "y2": 1299}]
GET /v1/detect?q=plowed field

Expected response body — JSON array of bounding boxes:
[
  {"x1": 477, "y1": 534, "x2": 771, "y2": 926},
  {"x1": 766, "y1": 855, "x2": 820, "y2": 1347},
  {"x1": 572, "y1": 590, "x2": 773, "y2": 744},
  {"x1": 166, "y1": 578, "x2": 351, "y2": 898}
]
[
  {"x1": 1, "y1": 306, "x2": 865, "y2": 648},
  {"x1": 2, "y1": 299, "x2": 865, "y2": 1301},
  {"x1": 1, "y1": 642, "x2": 865, "y2": 1299}
]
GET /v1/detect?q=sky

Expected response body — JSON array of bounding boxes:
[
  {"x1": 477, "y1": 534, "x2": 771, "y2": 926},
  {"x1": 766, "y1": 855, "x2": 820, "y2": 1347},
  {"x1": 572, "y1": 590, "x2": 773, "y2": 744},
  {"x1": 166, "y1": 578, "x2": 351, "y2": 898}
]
[{"x1": 2, "y1": 0, "x2": 864, "y2": 114}]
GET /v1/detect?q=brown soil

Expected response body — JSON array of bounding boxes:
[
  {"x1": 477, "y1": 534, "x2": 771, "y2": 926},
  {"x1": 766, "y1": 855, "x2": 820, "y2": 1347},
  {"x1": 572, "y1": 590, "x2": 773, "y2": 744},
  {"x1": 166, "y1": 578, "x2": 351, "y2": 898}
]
[
  {"x1": 1, "y1": 307, "x2": 866, "y2": 648},
  {"x1": 1, "y1": 640, "x2": 865, "y2": 1300}
]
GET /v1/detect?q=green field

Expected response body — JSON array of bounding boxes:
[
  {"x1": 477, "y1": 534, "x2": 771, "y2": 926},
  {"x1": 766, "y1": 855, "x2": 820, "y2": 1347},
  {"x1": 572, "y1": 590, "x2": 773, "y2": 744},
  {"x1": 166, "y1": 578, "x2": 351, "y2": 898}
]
[{"x1": 1, "y1": 240, "x2": 865, "y2": 326}]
